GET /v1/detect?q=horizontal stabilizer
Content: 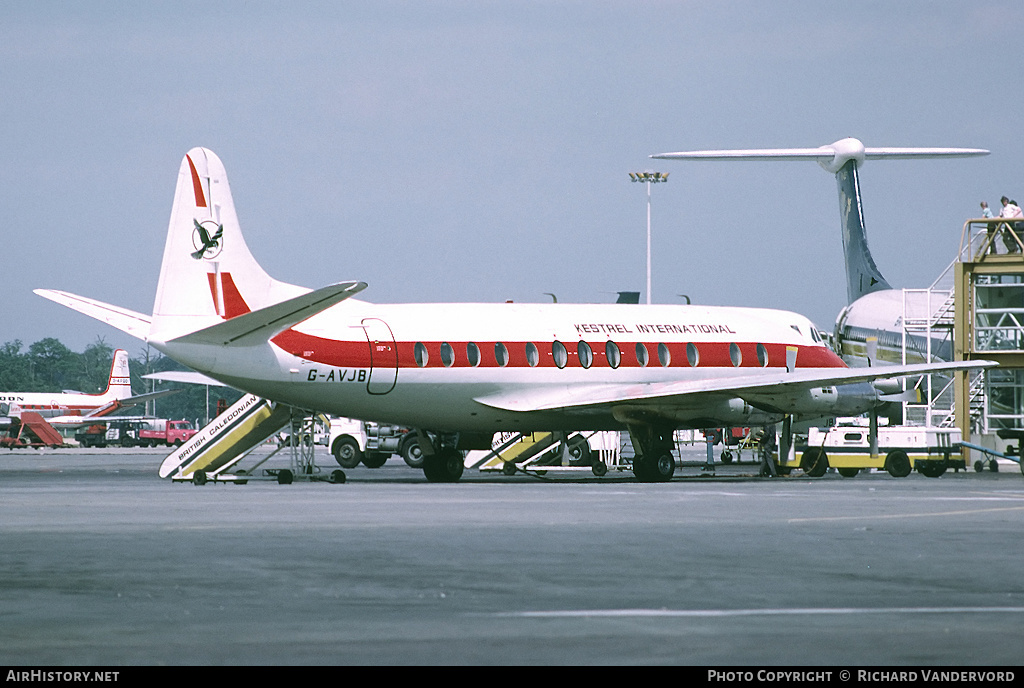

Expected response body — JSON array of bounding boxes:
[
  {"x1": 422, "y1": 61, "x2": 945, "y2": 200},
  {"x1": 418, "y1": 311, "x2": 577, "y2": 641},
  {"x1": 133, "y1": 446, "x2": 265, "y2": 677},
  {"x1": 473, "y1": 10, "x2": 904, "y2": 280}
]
[
  {"x1": 82, "y1": 389, "x2": 178, "y2": 418},
  {"x1": 651, "y1": 138, "x2": 988, "y2": 174},
  {"x1": 34, "y1": 289, "x2": 152, "y2": 341},
  {"x1": 143, "y1": 370, "x2": 232, "y2": 387},
  {"x1": 159, "y1": 394, "x2": 292, "y2": 479},
  {"x1": 168, "y1": 281, "x2": 367, "y2": 347},
  {"x1": 474, "y1": 359, "x2": 995, "y2": 413}
]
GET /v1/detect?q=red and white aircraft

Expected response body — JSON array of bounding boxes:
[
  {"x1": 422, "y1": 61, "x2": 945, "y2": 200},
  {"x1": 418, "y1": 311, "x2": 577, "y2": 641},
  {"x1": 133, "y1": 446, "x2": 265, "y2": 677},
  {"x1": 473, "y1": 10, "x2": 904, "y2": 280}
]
[
  {"x1": 0, "y1": 350, "x2": 153, "y2": 427},
  {"x1": 36, "y1": 148, "x2": 993, "y2": 481}
]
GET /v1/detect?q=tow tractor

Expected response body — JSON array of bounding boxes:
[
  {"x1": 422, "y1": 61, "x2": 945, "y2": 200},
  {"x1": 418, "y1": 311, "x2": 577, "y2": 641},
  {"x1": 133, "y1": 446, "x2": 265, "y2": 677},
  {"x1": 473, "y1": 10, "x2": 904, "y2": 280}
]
[{"x1": 793, "y1": 424, "x2": 964, "y2": 478}]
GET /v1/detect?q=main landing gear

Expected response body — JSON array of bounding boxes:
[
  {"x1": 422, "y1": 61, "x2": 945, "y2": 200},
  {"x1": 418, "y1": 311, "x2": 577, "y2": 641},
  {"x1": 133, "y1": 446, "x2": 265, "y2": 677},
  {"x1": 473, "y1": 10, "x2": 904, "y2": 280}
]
[
  {"x1": 414, "y1": 431, "x2": 465, "y2": 483},
  {"x1": 629, "y1": 425, "x2": 676, "y2": 483}
]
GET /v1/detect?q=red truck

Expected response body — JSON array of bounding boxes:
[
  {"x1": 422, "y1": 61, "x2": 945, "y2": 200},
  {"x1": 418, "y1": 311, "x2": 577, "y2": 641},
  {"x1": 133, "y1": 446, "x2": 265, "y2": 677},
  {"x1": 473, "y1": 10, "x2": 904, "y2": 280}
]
[
  {"x1": 138, "y1": 419, "x2": 198, "y2": 447},
  {"x1": 75, "y1": 419, "x2": 198, "y2": 448}
]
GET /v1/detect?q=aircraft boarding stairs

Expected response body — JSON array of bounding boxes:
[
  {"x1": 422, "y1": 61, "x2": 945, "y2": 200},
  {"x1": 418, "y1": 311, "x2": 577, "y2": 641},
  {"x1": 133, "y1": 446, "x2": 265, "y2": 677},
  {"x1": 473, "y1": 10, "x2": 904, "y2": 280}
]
[
  {"x1": 158, "y1": 394, "x2": 347, "y2": 485},
  {"x1": 472, "y1": 430, "x2": 623, "y2": 477}
]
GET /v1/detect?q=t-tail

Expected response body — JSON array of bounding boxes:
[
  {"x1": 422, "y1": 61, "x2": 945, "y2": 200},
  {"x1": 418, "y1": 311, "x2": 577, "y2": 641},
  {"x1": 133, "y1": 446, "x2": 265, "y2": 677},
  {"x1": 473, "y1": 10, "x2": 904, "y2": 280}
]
[{"x1": 651, "y1": 137, "x2": 988, "y2": 304}]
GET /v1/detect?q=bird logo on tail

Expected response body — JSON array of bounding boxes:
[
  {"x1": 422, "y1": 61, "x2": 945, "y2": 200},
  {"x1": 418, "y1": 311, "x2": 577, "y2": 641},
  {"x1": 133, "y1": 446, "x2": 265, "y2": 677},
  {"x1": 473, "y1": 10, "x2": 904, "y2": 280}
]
[{"x1": 191, "y1": 219, "x2": 224, "y2": 259}]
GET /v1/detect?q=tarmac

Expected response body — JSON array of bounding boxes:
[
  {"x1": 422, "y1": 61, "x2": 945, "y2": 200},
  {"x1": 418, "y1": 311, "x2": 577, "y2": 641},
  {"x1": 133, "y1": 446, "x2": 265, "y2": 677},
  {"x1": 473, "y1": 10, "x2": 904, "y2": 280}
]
[{"x1": 1, "y1": 444, "x2": 1023, "y2": 666}]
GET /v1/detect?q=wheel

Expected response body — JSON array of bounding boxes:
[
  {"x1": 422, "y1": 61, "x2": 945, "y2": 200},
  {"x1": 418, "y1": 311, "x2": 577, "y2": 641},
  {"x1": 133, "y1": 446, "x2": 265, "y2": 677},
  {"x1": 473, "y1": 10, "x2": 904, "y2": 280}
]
[
  {"x1": 801, "y1": 449, "x2": 828, "y2": 477},
  {"x1": 917, "y1": 460, "x2": 947, "y2": 478},
  {"x1": 423, "y1": 449, "x2": 464, "y2": 482},
  {"x1": 330, "y1": 469, "x2": 346, "y2": 484},
  {"x1": 989, "y1": 459, "x2": 999, "y2": 472},
  {"x1": 332, "y1": 436, "x2": 363, "y2": 469},
  {"x1": 361, "y1": 451, "x2": 388, "y2": 468},
  {"x1": 277, "y1": 469, "x2": 293, "y2": 485},
  {"x1": 502, "y1": 461, "x2": 517, "y2": 476},
  {"x1": 591, "y1": 460, "x2": 608, "y2": 477},
  {"x1": 567, "y1": 436, "x2": 592, "y2": 466},
  {"x1": 721, "y1": 449, "x2": 734, "y2": 464},
  {"x1": 974, "y1": 459, "x2": 985, "y2": 473},
  {"x1": 885, "y1": 450, "x2": 912, "y2": 478},
  {"x1": 193, "y1": 470, "x2": 207, "y2": 486},
  {"x1": 634, "y1": 453, "x2": 674, "y2": 482},
  {"x1": 401, "y1": 437, "x2": 425, "y2": 468},
  {"x1": 837, "y1": 467, "x2": 860, "y2": 478}
]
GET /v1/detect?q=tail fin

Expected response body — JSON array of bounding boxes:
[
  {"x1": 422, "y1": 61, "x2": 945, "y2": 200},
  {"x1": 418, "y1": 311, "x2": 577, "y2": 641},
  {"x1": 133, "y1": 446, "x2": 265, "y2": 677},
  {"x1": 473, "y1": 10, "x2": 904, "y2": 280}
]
[
  {"x1": 651, "y1": 138, "x2": 988, "y2": 304},
  {"x1": 834, "y1": 158, "x2": 890, "y2": 301},
  {"x1": 150, "y1": 148, "x2": 308, "y2": 343},
  {"x1": 104, "y1": 349, "x2": 132, "y2": 400}
]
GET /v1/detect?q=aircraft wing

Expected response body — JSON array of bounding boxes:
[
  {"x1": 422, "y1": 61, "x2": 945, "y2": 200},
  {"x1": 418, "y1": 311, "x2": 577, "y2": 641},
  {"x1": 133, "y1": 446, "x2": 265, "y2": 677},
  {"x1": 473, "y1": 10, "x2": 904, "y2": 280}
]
[
  {"x1": 168, "y1": 281, "x2": 367, "y2": 347},
  {"x1": 34, "y1": 289, "x2": 152, "y2": 340},
  {"x1": 473, "y1": 359, "x2": 994, "y2": 413}
]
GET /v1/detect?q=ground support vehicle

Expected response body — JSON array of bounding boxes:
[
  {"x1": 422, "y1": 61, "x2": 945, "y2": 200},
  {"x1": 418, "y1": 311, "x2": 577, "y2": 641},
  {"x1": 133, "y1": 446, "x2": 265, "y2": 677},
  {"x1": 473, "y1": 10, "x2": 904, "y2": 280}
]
[
  {"x1": 0, "y1": 411, "x2": 64, "y2": 448},
  {"x1": 76, "y1": 418, "x2": 197, "y2": 448},
  {"x1": 963, "y1": 431, "x2": 1024, "y2": 474},
  {"x1": 328, "y1": 417, "x2": 418, "y2": 469},
  {"x1": 138, "y1": 419, "x2": 198, "y2": 447},
  {"x1": 473, "y1": 430, "x2": 624, "y2": 477},
  {"x1": 795, "y1": 425, "x2": 964, "y2": 478},
  {"x1": 164, "y1": 396, "x2": 346, "y2": 486}
]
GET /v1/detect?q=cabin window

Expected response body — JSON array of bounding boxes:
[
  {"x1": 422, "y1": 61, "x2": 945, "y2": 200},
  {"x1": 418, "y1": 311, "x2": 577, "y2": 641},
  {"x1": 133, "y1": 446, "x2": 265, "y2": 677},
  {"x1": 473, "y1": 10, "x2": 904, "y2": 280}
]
[
  {"x1": 636, "y1": 342, "x2": 649, "y2": 367},
  {"x1": 467, "y1": 342, "x2": 481, "y2": 367},
  {"x1": 756, "y1": 343, "x2": 769, "y2": 367},
  {"x1": 658, "y1": 343, "x2": 671, "y2": 367},
  {"x1": 686, "y1": 342, "x2": 699, "y2": 367},
  {"x1": 552, "y1": 340, "x2": 568, "y2": 369},
  {"x1": 526, "y1": 342, "x2": 539, "y2": 367},
  {"x1": 495, "y1": 342, "x2": 509, "y2": 367},
  {"x1": 729, "y1": 342, "x2": 742, "y2": 367},
  {"x1": 605, "y1": 341, "x2": 621, "y2": 369},
  {"x1": 414, "y1": 342, "x2": 429, "y2": 367},
  {"x1": 440, "y1": 342, "x2": 455, "y2": 367},
  {"x1": 578, "y1": 341, "x2": 593, "y2": 369}
]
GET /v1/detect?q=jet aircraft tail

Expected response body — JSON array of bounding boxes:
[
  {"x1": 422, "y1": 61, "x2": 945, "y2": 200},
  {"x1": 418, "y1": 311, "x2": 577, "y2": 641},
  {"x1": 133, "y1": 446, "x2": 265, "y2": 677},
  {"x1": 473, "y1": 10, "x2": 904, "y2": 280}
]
[{"x1": 651, "y1": 138, "x2": 988, "y2": 304}]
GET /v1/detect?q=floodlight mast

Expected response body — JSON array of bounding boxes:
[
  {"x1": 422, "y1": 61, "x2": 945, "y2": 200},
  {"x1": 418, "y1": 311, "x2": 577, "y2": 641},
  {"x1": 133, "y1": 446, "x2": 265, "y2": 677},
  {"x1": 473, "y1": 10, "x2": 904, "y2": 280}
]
[{"x1": 629, "y1": 171, "x2": 669, "y2": 305}]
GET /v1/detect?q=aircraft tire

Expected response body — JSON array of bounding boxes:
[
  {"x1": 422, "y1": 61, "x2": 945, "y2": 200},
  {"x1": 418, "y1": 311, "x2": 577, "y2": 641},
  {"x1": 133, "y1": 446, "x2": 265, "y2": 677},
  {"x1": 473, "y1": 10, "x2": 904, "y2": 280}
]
[
  {"x1": 423, "y1": 449, "x2": 463, "y2": 483},
  {"x1": 361, "y1": 451, "x2": 388, "y2": 468},
  {"x1": 634, "y1": 454, "x2": 674, "y2": 482},
  {"x1": 332, "y1": 436, "x2": 363, "y2": 469},
  {"x1": 885, "y1": 450, "x2": 912, "y2": 478}
]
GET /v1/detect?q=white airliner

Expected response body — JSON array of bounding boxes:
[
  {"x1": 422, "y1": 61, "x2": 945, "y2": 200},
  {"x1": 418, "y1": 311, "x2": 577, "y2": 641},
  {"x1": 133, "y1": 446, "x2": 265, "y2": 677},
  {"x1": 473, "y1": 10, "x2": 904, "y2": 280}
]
[
  {"x1": 0, "y1": 349, "x2": 146, "y2": 426},
  {"x1": 651, "y1": 138, "x2": 989, "y2": 368},
  {"x1": 36, "y1": 148, "x2": 993, "y2": 481}
]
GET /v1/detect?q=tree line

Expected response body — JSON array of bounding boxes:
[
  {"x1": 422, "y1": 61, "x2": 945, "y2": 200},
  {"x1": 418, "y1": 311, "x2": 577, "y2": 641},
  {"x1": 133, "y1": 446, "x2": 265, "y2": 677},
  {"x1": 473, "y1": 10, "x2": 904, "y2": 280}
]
[{"x1": 0, "y1": 338, "x2": 241, "y2": 424}]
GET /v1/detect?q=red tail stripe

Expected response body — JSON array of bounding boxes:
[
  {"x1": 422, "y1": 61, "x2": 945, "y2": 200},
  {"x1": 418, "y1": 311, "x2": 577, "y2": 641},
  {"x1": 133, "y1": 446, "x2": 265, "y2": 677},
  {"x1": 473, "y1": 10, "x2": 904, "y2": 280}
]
[{"x1": 187, "y1": 155, "x2": 208, "y2": 208}]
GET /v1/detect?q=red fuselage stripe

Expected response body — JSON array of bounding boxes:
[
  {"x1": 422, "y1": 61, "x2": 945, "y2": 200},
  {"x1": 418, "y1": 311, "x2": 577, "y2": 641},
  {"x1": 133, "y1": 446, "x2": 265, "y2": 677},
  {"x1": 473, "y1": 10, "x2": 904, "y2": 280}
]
[{"x1": 270, "y1": 329, "x2": 846, "y2": 370}]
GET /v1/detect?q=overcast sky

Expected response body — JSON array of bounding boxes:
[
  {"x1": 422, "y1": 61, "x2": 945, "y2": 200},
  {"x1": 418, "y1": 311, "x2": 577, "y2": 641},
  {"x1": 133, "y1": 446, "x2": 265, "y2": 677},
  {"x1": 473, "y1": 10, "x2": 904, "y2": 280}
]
[{"x1": 3, "y1": 1, "x2": 1022, "y2": 357}]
